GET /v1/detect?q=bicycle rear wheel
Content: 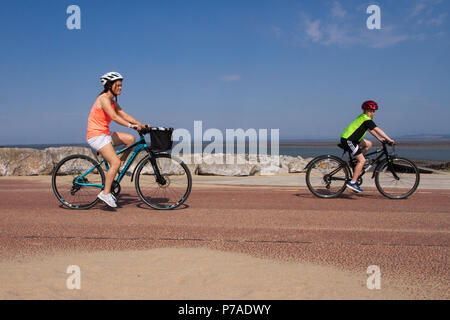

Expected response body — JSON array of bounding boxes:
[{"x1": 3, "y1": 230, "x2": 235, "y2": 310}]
[
  {"x1": 375, "y1": 157, "x2": 420, "y2": 199},
  {"x1": 52, "y1": 154, "x2": 105, "y2": 209},
  {"x1": 305, "y1": 155, "x2": 350, "y2": 198},
  {"x1": 135, "y1": 154, "x2": 192, "y2": 209}
]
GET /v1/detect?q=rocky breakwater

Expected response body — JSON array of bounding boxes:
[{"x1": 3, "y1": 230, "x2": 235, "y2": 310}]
[
  {"x1": 0, "y1": 147, "x2": 93, "y2": 176},
  {"x1": 0, "y1": 147, "x2": 312, "y2": 176},
  {"x1": 192, "y1": 154, "x2": 312, "y2": 176}
]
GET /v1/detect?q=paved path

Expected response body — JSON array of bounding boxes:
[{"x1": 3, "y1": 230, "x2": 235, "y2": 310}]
[
  {"x1": 192, "y1": 172, "x2": 450, "y2": 189},
  {"x1": 0, "y1": 176, "x2": 449, "y2": 299}
]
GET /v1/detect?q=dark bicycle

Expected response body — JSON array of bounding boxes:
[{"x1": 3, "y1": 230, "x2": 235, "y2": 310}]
[
  {"x1": 305, "y1": 141, "x2": 420, "y2": 199},
  {"x1": 52, "y1": 127, "x2": 192, "y2": 210}
]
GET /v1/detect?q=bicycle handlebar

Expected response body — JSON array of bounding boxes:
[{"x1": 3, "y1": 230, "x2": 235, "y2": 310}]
[
  {"x1": 129, "y1": 124, "x2": 151, "y2": 136},
  {"x1": 138, "y1": 125, "x2": 152, "y2": 136},
  {"x1": 134, "y1": 125, "x2": 173, "y2": 137}
]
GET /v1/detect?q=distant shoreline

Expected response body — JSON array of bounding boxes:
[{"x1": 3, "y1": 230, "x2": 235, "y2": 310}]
[
  {"x1": 2, "y1": 140, "x2": 450, "y2": 149},
  {"x1": 279, "y1": 141, "x2": 450, "y2": 149},
  {"x1": 1, "y1": 141, "x2": 450, "y2": 164}
]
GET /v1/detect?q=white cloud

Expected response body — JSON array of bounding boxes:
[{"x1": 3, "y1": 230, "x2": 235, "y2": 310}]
[
  {"x1": 222, "y1": 74, "x2": 241, "y2": 82},
  {"x1": 305, "y1": 19, "x2": 322, "y2": 42},
  {"x1": 369, "y1": 34, "x2": 409, "y2": 48},
  {"x1": 365, "y1": 25, "x2": 409, "y2": 48},
  {"x1": 323, "y1": 24, "x2": 358, "y2": 46},
  {"x1": 275, "y1": 2, "x2": 446, "y2": 49},
  {"x1": 410, "y1": 0, "x2": 446, "y2": 23},
  {"x1": 428, "y1": 13, "x2": 447, "y2": 25},
  {"x1": 331, "y1": 1, "x2": 346, "y2": 18},
  {"x1": 411, "y1": 3, "x2": 427, "y2": 17}
]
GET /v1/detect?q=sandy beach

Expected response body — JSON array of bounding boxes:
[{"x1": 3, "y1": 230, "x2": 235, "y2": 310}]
[{"x1": 0, "y1": 248, "x2": 415, "y2": 300}]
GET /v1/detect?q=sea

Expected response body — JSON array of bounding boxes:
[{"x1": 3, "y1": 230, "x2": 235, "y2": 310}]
[{"x1": 1, "y1": 142, "x2": 450, "y2": 162}]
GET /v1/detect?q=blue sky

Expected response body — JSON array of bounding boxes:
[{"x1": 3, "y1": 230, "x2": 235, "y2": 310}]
[{"x1": 0, "y1": 0, "x2": 449, "y2": 145}]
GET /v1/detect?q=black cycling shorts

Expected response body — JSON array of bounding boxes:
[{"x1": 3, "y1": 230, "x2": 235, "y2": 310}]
[{"x1": 340, "y1": 138, "x2": 363, "y2": 156}]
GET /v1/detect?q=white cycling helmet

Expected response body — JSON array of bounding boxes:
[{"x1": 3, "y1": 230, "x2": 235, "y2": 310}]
[{"x1": 100, "y1": 72, "x2": 123, "y2": 86}]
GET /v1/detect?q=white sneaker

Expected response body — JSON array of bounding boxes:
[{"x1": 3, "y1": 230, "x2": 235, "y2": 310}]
[{"x1": 97, "y1": 191, "x2": 117, "y2": 208}]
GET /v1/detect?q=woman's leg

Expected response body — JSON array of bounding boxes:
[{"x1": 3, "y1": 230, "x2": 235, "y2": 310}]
[
  {"x1": 98, "y1": 143, "x2": 121, "y2": 194},
  {"x1": 112, "y1": 132, "x2": 136, "y2": 166}
]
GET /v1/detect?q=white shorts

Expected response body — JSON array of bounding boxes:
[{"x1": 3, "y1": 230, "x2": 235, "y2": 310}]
[{"x1": 87, "y1": 133, "x2": 114, "y2": 152}]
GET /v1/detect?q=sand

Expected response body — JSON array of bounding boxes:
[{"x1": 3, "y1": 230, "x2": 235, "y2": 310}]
[{"x1": 0, "y1": 247, "x2": 413, "y2": 300}]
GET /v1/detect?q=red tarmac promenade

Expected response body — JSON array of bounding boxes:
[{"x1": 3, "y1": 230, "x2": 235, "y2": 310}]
[{"x1": 0, "y1": 176, "x2": 449, "y2": 299}]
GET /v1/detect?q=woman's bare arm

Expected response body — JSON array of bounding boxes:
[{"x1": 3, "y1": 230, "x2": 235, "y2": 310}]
[
  {"x1": 98, "y1": 96, "x2": 130, "y2": 127},
  {"x1": 115, "y1": 104, "x2": 146, "y2": 127}
]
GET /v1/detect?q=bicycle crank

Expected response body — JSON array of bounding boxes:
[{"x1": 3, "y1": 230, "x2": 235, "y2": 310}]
[{"x1": 111, "y1": 181, "x2": 121, "y2": 197}]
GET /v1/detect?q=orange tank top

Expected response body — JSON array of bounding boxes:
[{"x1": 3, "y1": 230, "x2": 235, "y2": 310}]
[{"x1": 86, "y1": 95, "x2": 115, "y2": 140}]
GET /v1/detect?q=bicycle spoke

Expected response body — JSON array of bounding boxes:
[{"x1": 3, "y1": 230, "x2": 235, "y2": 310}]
[
  {"x1": 306, "y1": 157, "x2": 349, "y2": 198},
  {"x1": 136, "y1": 154, "x2": 191, "y2": 209},
  {"x1": 375, "y1": 158, "x2": 420, "y2": 199},
  {"x1": 52, "y1": 155, "x2": 104, "y2": 209}
]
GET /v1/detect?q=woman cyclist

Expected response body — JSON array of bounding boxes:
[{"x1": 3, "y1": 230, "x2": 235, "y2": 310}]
[{"x1": 86, "y1": 72, "x2": 149, "y2": 208}]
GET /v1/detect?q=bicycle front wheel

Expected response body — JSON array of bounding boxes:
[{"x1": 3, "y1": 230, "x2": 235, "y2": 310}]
[
  {"x1": 52, "y1": 154, "x2": 105, "y2": 209},
  {"x1": 135, "y1": 154, "x2": 192, "y2": 209},
  {"x1": 375, "y1": 157, "x2": 420, "y2": 199},
  {"x1": 305, "y1": 155, "x2": 350, "y2": 198}
]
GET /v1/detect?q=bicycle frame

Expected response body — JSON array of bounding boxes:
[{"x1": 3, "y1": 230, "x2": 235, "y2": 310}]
[
  {"x1": 74, "y1": 136, "x2": 155, "y2": 188},
  {"x1": 332, "y1": 142, "x2": 397, "y2": 183}
]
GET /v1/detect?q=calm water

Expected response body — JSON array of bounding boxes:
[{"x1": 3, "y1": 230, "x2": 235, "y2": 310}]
[
  {"x1": 277, "y1": 146, "x2": 450, "y2": 161},
  {"x1": 2, "y1": 143, "x2": 450, "y2": 161}
]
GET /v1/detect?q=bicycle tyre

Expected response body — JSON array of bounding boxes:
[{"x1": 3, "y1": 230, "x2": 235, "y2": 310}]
[
  {"x1": 374, "y1": 157, "x2": 420, "y2": 199},
  {"x1": 305, "y1": 155, "x2": 351, "y2": 198},
  {"x1": 135, "y1": 153, "x2": 192, "y2": 209},
  {"x1": 52, "y1": 154, "x2": 105, "y2": 209}
]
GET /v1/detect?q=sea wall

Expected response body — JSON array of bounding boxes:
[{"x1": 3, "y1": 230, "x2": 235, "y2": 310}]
[{"x1": 0, "y1": 147, "x2": 312, "y2": 176}]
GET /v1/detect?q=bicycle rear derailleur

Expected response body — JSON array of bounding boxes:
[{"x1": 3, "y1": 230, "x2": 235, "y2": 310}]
[{"x1": 71, "y1": 177, "x2": 88, "y2": 195}]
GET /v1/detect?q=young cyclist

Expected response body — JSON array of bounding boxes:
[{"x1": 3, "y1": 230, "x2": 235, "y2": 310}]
[
  {"x1": 340, "y1": 100, "x2": 395, "y2": 193},
  {"x1": 86, "y1": 72, "x2": 149, "y2": 208}
]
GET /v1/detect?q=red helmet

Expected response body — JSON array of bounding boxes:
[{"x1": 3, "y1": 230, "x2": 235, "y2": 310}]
[{"x1": 362, "y1": 100, "x2": 379, "y2": 110}]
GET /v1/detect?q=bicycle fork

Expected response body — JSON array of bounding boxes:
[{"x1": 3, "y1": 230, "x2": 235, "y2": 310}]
[{"x1": 148, "y1": 156, "x2": 168, "y2": 186}]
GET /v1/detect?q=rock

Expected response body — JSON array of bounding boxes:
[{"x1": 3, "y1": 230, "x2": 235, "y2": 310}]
[
  {"x1": 280, "y1": 155, "x2": 296, "y2": 168},
  {"x1": 170, "y1": 154, "x2": 198, "y2": 175},
  {"x1": 426, "y1": 161, "x2": 450, "y2": 171},
  {"x1": 196, "y1": 153, "x2": 258, "y2": 176},
  {"x1": 45, "y1": 146, "x2": 94, "y2": 164},
  {"x1": 288, "y1": 156, "x2": 313, "y2": 173},
  {"x1": 197, "y1": 163, "x2": 258, "y2": 176},
  {"x1": 0, "y1": 147, "x2": 311, "y2": 177},
  {"x1": 54, "y1": 157, "x2": 96, "y2": 175},
  {"x1": 256, "y1": 155, "x2": 283, "y2": 175},
  {"x1": 0, "y1": 148, "x2": 53, "y2": 176}
]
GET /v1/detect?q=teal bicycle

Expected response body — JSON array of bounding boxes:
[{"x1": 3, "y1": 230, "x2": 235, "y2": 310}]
[{"x1": 52, "y1": 127, "x2": 192, "y2": 210}]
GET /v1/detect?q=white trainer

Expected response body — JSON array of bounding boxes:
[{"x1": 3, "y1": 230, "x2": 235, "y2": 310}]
[{"x1": 97, "y1": 191, "x2": 117, "y2": 208}]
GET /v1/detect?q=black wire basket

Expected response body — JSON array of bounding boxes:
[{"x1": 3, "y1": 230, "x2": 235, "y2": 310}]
[{"x1": 149, "y1": 127, "x2": 174, "y2": 151}]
